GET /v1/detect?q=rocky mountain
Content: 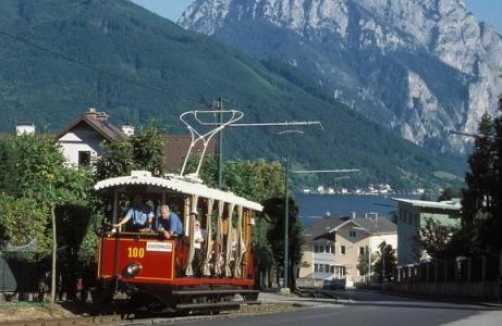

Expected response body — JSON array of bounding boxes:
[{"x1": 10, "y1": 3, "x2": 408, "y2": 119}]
[{"x1": 179, "y1": 0, "x2": 502, "y2": 154}]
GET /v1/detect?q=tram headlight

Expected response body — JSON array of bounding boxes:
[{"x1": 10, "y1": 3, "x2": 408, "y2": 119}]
[{"x1": 124, "y1": 262, "x2": 142, "y2": 278}]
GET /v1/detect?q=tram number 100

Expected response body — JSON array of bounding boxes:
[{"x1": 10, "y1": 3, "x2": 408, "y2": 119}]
[{"x1": 127, "y1": 247, "x2": 145, "y2": 258}]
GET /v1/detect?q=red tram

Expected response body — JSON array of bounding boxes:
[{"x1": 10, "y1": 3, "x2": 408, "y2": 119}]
[{"x1": 93, "y1": 170, "x2": 262, "y2": 313}]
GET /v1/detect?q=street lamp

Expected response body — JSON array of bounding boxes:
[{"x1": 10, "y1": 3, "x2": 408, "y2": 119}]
[{"x1": 278, "y1": 129, "x2": 304, "y2": 292}]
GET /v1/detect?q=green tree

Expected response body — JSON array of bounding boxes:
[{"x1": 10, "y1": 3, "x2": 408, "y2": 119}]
[
  {"x1": 356, "y1": 249, "x2": 379, "y2": 283},
  {"x1": 478, "y1": 95, "x2": 502, "y2": 252},
  {"x1": 437, "y1": 187, "x2": 460, "y2": 201},
  {"x1": 262, "y1": 197, "x2": 303, "y2": 289},
  {"x1": 461, "y1": 113, "x2": 494, "y2": 235},
  {"x1": 0, "y1": 196, "x2": 48, "y2": 252},
  {"x1": 372, "y1": 242, "x2": 397, "y2": 282},
  {"x1": 95, "y1": 120, "x2": 165, "y2": 180},
  {"x1": 0, "y1": 134, "x2": 92, "y2": 249},
  {"x1": 0, "y1": 133, "x2": 93, "y2": 301},
  {"x1": 415, "y1": 217, "x2": 457, "y2": 260},
  {"x1": 223, "y1": 160, "x2": 284, "y2": 202},
  {"x1": 357, "y1": 250, "x2": 371, "y2": 278}
]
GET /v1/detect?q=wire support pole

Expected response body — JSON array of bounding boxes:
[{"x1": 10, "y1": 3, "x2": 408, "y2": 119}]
[{"x1": 284, "y1": 155, "x2": 290, "y2": 290}]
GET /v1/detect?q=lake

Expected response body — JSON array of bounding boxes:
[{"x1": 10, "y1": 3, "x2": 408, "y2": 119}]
[{"x1": 294, "y1": 193, "x2": 419, "y2": 226}]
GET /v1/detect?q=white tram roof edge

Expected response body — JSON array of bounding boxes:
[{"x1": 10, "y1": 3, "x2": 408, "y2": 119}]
[{"x1": 94, "y1": 170, "x2": 263, "y2": 212}]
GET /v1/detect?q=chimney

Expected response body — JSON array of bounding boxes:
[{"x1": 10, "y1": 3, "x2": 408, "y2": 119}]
[
  {"x1": 16, "y1": 123, "x2": 35, "y2": 136},
  {"x1": 122, "y1": 124, "x2": 135, "y2": 136},
  {"x1": 85, "y1": 108, "x2": 98, "y2": 120},
  {"x1": 96, "y1": 112, "x2": 109, "y2": 122}
]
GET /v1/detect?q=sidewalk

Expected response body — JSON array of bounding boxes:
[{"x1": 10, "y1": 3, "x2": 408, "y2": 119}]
[{"x1": 257, "y1": 289, "x2": 342, "y2": 307}]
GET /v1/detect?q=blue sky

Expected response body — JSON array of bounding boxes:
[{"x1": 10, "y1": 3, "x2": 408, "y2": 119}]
[{"x1": 130, "y1": 0, "x2": 502, "y2": 34}]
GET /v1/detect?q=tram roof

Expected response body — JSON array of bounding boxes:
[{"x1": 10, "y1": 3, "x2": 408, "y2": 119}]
[{"x1": 94, "y1": 170, "x2": 263, "y2": 212}]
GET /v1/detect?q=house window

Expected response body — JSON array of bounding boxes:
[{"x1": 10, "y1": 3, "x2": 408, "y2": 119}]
[
  {"x1": 341, "y1": 245, "x2": 346, "y2": 255},
  {"x1": 330, "y1": 245, "x2": 335, "y2": 254},
  {"x1": 314, "y1": 244, "x2": 319, "y2": 253},
  {"x1": 314, "y1": 264, "x2": 319, "y2": 272},
  {"x1": 78, "y1": 151, "x2": 91, "y2": 167},
  {"x1": 330, "y1": 265, "x2": 335, "y2": 273},
  {"x1": 349, "y1": 230, "x2": 356, "y2": 238},
  {"x1": 359, "y1": 247, "x2": 365, "y2": 255}
]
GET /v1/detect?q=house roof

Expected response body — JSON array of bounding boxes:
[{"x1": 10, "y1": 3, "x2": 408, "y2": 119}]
[
  {"x1": 54, "y1": 108, "x2": 217, "y2": 173},
  {"x1": 392, "y1": 198, "x2": 461, "y2": 211},
  {"x1": 303, "y1": 216, "x2": 345, "y2": 243},
  {"x1": 162, "y1": 135, "x2": 217, "y2": 174},
  {"x1": 55, "y1": 108, "x2": 128, "y2": 142},
  {"x1": 305, "y1": 215, "x2": 396, "y2": 242}
]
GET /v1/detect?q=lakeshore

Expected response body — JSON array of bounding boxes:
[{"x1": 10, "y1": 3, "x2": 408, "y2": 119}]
[{"x1": 295, "y1": 193, "x2": 420, "y2": 227}]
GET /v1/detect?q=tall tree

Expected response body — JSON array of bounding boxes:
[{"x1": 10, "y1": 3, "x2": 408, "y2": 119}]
[
  {"x1": 479, "y1": 95, "x2": 502, "y2": 252},
  {"x1": 372, "y1": 242, "x2": 397, "y2": 282},
  {"x1": 460, "y1": 113, "x2": 494, "y2": 252},
  {"x1": 262, "y1": 197, "x2": 303, "y2": 289}
]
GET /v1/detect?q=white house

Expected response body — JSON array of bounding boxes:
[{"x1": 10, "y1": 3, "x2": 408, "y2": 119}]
[
  {"x1": 56, "y1": 108, "x2": 130, "y2": 168},
  {"x1": 299, "y1": 214, "x2": 397, "y2": 286},
  {"x1": 393, "y1": 198, "x2": 461, "y2": 266}
]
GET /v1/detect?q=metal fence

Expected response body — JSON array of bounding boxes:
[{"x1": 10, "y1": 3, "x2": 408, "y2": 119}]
[{"x1": 394, "y1": 252, "x2": 502, "y2": 301}]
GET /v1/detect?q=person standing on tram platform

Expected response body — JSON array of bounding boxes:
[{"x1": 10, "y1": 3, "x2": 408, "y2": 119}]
[
  {"x1": 157, "y1": 204, "x2": 183, "y2": 239},
  {"x1": 113, "y1": 194, "x2": 154, "y2": 231}
]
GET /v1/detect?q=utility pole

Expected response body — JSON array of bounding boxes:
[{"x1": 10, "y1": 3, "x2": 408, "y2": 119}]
[
  {"x1": 217, "y1": 97, "x2": 223, "y2": 189},
  {"x1": 278, "y1": 129, "x2": 304, "y2": 292},
  {"x1": 201, "y1": 109, "x2": 323, "y2": 292},
  {"x1": 284, "y1": 154, "x2": 290, "y2": 290}
]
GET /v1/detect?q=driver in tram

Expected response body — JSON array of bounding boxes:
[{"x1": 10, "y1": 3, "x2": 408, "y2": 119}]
[{"x1": 113, "y1": 194, "x2": 154, "y2": 232}]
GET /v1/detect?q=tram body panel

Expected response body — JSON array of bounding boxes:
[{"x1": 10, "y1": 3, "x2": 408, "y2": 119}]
[
  {"x1": 93, "y1": 170, "x2": 263, "y2": 311},
  {"x1": 98, "y1": 237, "x2": 176, "y2": 283}
]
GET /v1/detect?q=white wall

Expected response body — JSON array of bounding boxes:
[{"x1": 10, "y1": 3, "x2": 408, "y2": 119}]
[{"x1": 58, "y1": 124, "x2": 104, "y2": 167}]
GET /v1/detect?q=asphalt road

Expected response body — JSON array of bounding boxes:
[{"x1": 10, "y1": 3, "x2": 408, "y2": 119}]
[{"x1": 138, "y1": 289, "x2": 502, "y2": 326}]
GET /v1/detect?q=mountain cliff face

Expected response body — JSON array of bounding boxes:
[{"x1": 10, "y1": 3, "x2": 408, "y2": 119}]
[{"x1": 180, "y1": 0, "x2": 502, "y2": 153}]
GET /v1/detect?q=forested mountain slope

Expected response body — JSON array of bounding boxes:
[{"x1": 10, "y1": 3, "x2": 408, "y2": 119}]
[{"x1": 0, "y1": 0, "x2": 465, "y2": 190}]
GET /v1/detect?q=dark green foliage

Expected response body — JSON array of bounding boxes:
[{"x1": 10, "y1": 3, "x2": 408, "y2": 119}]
[
  {"x1": 223, "y1": 160, "x2": 284, "y2": 202},
  {"x1": 95, "y1": 120, "x2": 164, "y2": 180},
  {"x1": 0, "y1": 133, "x2": 94, "y2": 261},
  {"x1": 0, "y1": 195, "x2": 49, "y2": 252},
  {"x1": 357, "y1": 250, "x2": 371, "y2": 277},
  {"x1": 262, "y1": 197, "x2": 303, "y2": 289},
  {"x1": 461, "y1": 113, "x2": 494, "y2": 232},
  {"x1": 372, "y1": 242, "x2": 397, "y2": 283},
  {"x1": 453, "y1": 95, "x2": 502, "y2": 255},
  {"x1": 0, "y1": 0, "x2": 466, "y2": 191},
  {"x1": 437, "y1": 187, "x2": 460, "y2": 201},
  {"x1": 416, "y1": 217, "x2": 457, "y2": 260}
]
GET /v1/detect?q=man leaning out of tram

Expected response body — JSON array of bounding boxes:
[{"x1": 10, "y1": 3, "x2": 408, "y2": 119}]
[
  {"x1": 113, "y1": 194, "x2": 154, "y2": 231},
  {"x1": 157, "y1": 204, "x2": 183, "y2": 239}
]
